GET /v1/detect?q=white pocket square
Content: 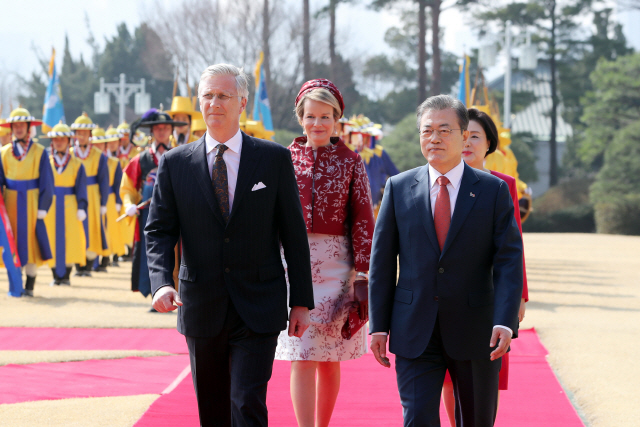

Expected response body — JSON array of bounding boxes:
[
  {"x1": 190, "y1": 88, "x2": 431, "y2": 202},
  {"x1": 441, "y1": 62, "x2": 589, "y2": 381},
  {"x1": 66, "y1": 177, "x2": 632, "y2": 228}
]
[{"x1": 252, "y1": 182, "x2": 266, "y2": 191}]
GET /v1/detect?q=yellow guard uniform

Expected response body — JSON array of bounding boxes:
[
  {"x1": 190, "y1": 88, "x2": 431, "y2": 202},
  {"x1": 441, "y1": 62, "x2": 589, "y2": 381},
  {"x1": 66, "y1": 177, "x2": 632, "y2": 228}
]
[
  {"x1": 45, "y1": 154, "x2": 88, "y2": 271},
  {"x1": 0, "y1": 141, "x2": 54, "y2": 267},
  {"x1": 105, "y1": 155, "x2": 125, "y2": 257},
  {"x1": 72, "y1": 145, "x2": 110, "y2": 256}
]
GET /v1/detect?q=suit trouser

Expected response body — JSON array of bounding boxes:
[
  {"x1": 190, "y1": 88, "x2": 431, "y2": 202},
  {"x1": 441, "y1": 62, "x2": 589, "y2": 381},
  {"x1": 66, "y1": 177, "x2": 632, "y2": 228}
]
[
  {"x1": 395, "y1": 316, "x2": 501, "y2": 427},
  {"x1": 186, "y1": 302, "x2": 279, "y2": 427}
]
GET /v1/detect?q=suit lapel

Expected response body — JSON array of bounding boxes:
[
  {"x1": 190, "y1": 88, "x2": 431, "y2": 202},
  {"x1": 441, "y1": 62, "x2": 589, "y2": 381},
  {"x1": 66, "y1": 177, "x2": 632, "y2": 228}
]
[
  {"x1": 441, "y1": 163, "x2": 481, "y2": 256},
  {"x1": 228, "y1": 132, "x2": 263, "y2": 222},
  {"x1": 188, "y1": 136, "x2": 225, "y2": 226},
  {"x1": 411, "y1": 165, "x2": 440, "y2": 256}
]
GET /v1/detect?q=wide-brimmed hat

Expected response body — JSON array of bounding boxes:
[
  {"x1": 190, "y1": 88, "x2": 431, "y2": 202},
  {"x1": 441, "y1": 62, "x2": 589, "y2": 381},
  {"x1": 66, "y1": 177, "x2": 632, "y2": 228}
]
[
  {"x1": 41, "y1": 121, "x2": 74, "y2": 138},
  {"x1": 129, "y1": 108, "x2": 187, "y2": 144},
  {"x1": 168, "y1": 96, "x2": 196, "y2": 118},
  {"x1": 0, "y1": 107, "x2": 43, "y2": 127},
  {"x1": 70, "y1": 113, "x2": 97, "y2": 130},
  {"x1": 90, "y1": 127, "x2": 120, "y2": 144}
]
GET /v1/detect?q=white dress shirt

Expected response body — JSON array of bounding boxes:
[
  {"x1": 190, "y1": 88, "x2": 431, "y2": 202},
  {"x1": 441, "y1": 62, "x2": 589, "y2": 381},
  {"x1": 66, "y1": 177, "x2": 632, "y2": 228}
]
[
  {"x1": 205, "y1": 129, "x2": 242, "y2": 211},
  {"x1": 372, "y1": 160, "x2": 512, "y2": 338}
]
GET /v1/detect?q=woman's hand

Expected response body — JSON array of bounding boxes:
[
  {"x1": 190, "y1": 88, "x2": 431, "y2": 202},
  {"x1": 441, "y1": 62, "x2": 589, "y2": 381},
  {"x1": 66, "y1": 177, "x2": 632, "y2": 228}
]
[{"x1": 519, "y1": 298, "x2": 526, "y2": 322}]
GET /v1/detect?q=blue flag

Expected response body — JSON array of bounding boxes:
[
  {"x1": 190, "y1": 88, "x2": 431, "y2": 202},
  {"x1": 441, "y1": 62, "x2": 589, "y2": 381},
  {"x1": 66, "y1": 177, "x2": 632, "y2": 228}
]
[
  {"x1": 457, "y1": 55, "x2": 470, "y2": 106},
  {"x1": 253, "y1": 52, "x2": 274, "y2": 133},
  {"x1": 42, "y1": 49, "x2": 65, "y2": 132}
]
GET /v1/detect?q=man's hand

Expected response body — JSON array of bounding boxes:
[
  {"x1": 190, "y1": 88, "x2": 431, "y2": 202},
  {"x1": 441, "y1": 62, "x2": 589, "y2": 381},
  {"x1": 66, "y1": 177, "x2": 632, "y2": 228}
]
[
  {"x1": 152, "y1": 286, "x2": 182, "y2": 313},
  {"x1": 518, "y1": 298, "x2": 526, "y2": 322},
  {"x1": 100, "y1": 206, "x2": 107, "y2": 216},
  {"x1": 489, "y1": 327, "x2": 512, "y2": 361},
  {"x1": 115, "y1": 203, "x2": 122, "y2": 212},
  {"x1": 288, "y1": 306, "x2": 310, "y2": 338},
  {"x1": 37, "y1": 210, "x2": 47, "y2": 220},
  {"x1": 76, "y1": 210, "x2": 87, "y2": 222},
  {"x1": 370, "y1": 334, "x2": 391, "y2": 368}
]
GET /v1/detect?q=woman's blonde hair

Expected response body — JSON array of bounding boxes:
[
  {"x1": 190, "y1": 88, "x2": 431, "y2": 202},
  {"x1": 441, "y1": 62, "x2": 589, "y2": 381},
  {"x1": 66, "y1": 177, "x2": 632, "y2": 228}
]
[{"x1": 295, "y1": 88, "x2": 342, "y2": 124}]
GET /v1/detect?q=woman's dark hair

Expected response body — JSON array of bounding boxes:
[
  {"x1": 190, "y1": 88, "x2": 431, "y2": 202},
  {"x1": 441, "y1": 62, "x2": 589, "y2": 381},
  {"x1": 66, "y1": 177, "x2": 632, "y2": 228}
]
[{"x1": 467, "y1": 108, "x2": 499, "y2": 157}]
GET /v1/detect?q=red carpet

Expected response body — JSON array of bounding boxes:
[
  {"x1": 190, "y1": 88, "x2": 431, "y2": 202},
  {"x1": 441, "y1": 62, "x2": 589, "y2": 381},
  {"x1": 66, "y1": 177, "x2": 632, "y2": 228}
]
[
  {"x1": 0, "y1": 327, "x2": 187, "y2": 353},
  {"x1": 134, "y1": 328, "x2": 584, "y2": 426},
  {"x1": 0, "y1": 355, "x2": 189, "y2": 404}
]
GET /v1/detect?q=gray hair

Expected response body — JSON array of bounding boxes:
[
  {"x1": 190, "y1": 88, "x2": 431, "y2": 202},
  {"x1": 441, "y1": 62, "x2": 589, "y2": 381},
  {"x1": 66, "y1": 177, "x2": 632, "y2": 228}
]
[
  {"x1": 416, "y1": 95, "x2": 469, "y2": 131},
  {"x1": 198, "y1": 64, "x2": 250, "y2": 99}
]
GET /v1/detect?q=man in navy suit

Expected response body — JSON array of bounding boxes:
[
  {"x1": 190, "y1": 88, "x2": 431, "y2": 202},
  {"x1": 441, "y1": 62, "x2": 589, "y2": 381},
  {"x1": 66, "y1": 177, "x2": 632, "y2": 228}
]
[
  {"x1": 369, "y1": 95, "x2": 523, "y2": 427},
  {"x1": 145, "y1": 64, "x2": 314, "y2": 427}
]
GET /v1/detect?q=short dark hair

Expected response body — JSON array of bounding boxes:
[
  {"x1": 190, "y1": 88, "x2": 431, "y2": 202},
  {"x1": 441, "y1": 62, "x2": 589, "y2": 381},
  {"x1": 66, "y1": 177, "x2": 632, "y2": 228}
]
[
  {"x1": 468, "y1": 108, "x2": 499, "y2": 157},
  {"x1": 416, "y1": 95, "x2": 469, "y2": 131}
]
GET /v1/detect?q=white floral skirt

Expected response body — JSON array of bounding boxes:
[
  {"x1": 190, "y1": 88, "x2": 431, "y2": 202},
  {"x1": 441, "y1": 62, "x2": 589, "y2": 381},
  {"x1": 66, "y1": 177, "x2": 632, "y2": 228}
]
[{"x1": 275, "y1": 233, "x2": 367, "y2": 362}]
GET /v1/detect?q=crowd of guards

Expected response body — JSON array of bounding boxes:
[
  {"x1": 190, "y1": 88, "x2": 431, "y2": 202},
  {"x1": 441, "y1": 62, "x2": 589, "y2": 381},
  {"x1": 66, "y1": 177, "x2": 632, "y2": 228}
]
[{"x1": 0, "y1": 95, "x2": 205, "y2": 307}]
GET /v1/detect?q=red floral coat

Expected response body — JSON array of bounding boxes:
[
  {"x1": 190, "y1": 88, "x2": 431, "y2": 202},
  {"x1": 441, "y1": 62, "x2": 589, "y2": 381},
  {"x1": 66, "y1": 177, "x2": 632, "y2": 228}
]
[{"x1": 288, "y1": 136, "x2": 375, "y2": 272}]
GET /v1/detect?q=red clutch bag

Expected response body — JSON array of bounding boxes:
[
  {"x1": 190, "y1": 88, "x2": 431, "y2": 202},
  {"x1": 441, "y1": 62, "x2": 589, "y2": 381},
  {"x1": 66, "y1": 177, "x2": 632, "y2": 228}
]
[{"x1": 341, "y1": 278, "x2": 368, "y2": 340}]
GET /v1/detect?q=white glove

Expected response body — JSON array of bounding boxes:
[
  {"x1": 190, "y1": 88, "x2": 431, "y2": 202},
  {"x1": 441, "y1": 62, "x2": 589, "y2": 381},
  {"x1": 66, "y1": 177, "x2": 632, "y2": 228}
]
[
  {"x1": 100, "y1": 206, "x2": 107, "y2": 216},
  {"x1": 77, "y1": 210, "x2": 87, "y2": 222},
  {"x1": 37, "y1": 210, "x2": 47, "y2": 219},
  {"x1": 115, "y1": 203, "x2": 121, "y2": 212},
  {"x1": 125, "y1": 204, "x2": 138, "y2": 217}
]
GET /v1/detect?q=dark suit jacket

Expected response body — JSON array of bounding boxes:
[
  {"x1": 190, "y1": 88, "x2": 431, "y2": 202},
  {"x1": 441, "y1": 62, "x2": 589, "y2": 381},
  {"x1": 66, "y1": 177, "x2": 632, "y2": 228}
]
[
  {"x1": 145, "y1": 132, "x2": 314, "y2": 337},
  {"x1": 369, "y1": 163, "x2": 523, "y2": 361}
]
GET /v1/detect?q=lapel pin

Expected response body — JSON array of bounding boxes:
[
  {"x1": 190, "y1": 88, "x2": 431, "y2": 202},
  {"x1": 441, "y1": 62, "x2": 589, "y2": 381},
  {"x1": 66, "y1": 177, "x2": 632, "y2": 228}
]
[{"x1": 470, "y1": 192, "x2": 475, "y2": 197}]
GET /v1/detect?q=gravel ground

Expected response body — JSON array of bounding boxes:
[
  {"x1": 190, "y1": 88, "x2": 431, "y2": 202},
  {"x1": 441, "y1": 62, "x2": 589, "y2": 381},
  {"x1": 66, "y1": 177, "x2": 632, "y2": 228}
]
[{"x1": 0, "y1": 233, "x2": 638, "y2": 426}]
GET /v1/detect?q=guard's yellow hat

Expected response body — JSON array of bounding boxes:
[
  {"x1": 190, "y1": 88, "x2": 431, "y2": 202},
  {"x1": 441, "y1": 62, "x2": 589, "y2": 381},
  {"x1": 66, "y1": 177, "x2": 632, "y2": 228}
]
[
  {"x1": 0, "y1": 120, "x2": 10, "y2": 136},
  {"x1": 42, "y1": 121, "x2": 73, "y2": 138},
  {"x1": 117, "y1": 121, "x2": 131, "y2": 134},
  {"x1": 168, "y1": 96, "x2": 195, "y2": 118},
  {"x1": 0, "y1": 107, "x2": 43, "y2": 127},
  {"x1": 91, "y1": 126, "x2": 120, "y2": 143},
  {"x1": 191, "y1": 111, "x2": 206, "y2": 132},
  {"x1": 70, "y1": 112, "x2": 97, "y2": 130}
]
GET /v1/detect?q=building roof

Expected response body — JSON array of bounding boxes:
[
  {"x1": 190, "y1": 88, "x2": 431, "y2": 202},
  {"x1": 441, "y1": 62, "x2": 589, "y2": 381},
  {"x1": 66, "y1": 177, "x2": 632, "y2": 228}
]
[{"x1": 489, "y1": 62, "x2": 573, "y2": 142}]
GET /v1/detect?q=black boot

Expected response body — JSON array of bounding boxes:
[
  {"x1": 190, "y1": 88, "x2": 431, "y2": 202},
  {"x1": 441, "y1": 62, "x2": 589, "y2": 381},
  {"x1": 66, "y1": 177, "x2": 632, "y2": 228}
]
[
  {"x1": 94, "y1": 256, "x2": 109, "y2": 272},
  {"x1": 60, "y1": 267, "x2": 72, "y2": 286},
  {"x1": 24, "y1": 276, "x2": 36, "y2": 297},
  {"x1": 74, "y1": 263, "x2": 84, "y2": 277},
  {"x1": 50, "y1": 268, "x2": 61, "y2": 286},
  {"x1": 111, "y1": 254, "x2": 119, "y2": 267},
  {"x1": 83, "y1": 258, "x2": 93, "y2": 276}
]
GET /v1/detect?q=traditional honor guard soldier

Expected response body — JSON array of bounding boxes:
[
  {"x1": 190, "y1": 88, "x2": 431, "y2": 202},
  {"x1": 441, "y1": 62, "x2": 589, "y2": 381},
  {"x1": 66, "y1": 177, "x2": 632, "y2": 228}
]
[
  {"x1": 70, "y1": 113, "x2": 110, "y2": 276},
  {"x1": 0, "y1": 107, "x2": 54, "y2": 296},
  {"x1": 168, "y1": 96, "x2": 197, "y2": 146},
  {"x1": 117, "y1": 121, "x2": 138, "y2": 169},
  {"x1": 92, "y1": 126, "x2": 126, "y2": 267},
  {"x1": 120, "y1": 108, "x2": 186, "y2": 306},
  {"x1": 43, "y1": 122, "x2": 88, "y2": 286}
]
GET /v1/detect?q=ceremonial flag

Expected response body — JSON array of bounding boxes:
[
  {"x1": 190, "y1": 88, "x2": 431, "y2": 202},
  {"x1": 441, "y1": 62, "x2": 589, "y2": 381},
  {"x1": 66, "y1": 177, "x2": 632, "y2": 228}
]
[
  {"x1": 42, "y1": 48, "x2": 65, "y2": 132},
  {"x1": 253, "y1": 52, "x2": 274, "y2": 136},
  {"x1": 457, "y1": 54, "x2": 471, "y2": 106},
  {"x1": 0, "y1": 192, "x2": 23, "y2": 297}
]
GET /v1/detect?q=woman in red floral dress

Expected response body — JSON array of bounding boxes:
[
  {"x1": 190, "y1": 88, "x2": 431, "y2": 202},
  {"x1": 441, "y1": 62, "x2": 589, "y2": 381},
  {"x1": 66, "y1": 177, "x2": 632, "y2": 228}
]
[{"x1": 275, "y1": 80, "x2": 375, "y2": 427}]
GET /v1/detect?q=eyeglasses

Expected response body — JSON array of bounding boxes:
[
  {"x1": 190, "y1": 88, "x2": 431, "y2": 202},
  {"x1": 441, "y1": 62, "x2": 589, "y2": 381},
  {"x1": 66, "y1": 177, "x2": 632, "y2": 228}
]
[
  {"x1": 200, "y1": 92, "x2": 243, "y2": 103},
  {"x1": 420, "y1": 128, "x2": 462, "y2": 139}
]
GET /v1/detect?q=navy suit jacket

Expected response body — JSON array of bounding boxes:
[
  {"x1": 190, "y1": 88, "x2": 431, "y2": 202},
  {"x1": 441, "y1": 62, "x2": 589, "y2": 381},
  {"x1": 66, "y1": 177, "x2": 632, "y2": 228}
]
[
  {"x1": 145, "y1": 132, "x2": 314, "y2": 337},
  {"x1": 369, "y1": 162, "x2": 523, "y2": 360}
]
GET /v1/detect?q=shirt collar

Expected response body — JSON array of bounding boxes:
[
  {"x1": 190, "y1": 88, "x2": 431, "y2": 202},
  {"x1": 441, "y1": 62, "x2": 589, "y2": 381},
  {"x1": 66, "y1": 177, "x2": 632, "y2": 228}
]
[
  {"x1": 205, "y1": 129, "x2": 242, "y2": 155},
  {"x1": 428, "y1": 160, "x2": 465, "y2": 190}
]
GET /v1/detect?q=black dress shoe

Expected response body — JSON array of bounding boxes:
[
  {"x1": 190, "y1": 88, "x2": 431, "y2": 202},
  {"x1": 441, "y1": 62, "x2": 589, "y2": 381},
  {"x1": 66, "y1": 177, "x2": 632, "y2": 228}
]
[
  {"x1": 59, "y1": 280, "x2": 71, "y2": 286},
  {"x1": 23, "y1": 289, "x2": 34, "y2": 297},
  {"x1": 149, "y1": 307, "x2": 158, "y2": 313}
]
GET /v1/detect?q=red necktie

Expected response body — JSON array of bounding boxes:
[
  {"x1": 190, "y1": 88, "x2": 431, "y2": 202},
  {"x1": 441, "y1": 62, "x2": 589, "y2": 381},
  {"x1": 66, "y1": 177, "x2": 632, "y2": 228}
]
[{"x1": 434, "y1": 176, "x2": 451, "y2": 251}]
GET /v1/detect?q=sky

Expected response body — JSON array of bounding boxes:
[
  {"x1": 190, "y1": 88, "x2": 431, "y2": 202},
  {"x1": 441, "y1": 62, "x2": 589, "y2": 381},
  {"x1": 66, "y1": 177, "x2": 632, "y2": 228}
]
[{"x1": 1, "y1": 0, "x2": 638, "y2": 112}]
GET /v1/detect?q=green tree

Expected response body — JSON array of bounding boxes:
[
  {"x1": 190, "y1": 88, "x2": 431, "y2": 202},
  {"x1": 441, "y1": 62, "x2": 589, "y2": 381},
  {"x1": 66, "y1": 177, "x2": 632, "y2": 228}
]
[
  {"x1": 379, "y1": 113, "x2": 424, "y2": 172},
  {"x1": 580, "y1": 53, "x2": 640, "y2": 169},
  {"x1": 589, "y1": 120, "x2": 640, "y2": 235}
]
